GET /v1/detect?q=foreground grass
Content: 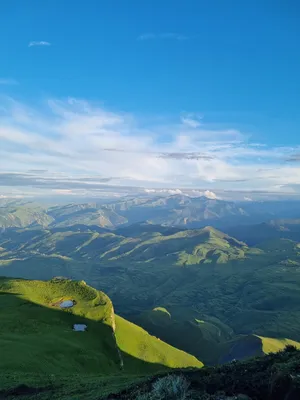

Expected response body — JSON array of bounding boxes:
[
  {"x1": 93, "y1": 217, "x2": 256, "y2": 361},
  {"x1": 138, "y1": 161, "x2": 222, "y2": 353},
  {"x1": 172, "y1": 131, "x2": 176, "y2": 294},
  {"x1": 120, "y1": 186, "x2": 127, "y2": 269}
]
[
  {"x1": 116, "y1": 347, "x2": 300, "y2": 400},
  {"x1": 0, "y1": 278, "x2": 202, "y2": 399},
  {"x1": 0, "y1": 373, "x2": 150, "y2": 400}
]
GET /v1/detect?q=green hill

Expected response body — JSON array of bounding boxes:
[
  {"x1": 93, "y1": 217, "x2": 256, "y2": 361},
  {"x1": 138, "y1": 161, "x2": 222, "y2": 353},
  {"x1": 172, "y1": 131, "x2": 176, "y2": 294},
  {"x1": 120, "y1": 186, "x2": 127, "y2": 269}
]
[
  {"x1": 134, "y1": 306, "x2": 300, "y2": 366},
  {"x1": 0, "y1": 277, "x2": 202, "y2": 399},
  {"x1": 0, "y1": 195, "x2": 252, "y2": 230},
  {"x1": 219, "y1": 334, "x2": 300, "y2": 364},
  {"x1": 1, "y1": 224, "x2": 300, "y2": 356},
  {"x1": 102, "y1": 194, "x2": 250, "y2": 228},
  {"x1": 0, "y1": 225, "x2": 248, "y2": 266},
  {"x1": 227, "y1": 219, "x2": 300, "y2": 246},
  {"x1": 0, "y1": 202, "x2": 53, "y2": 228},
  {"x1": 48, "y1": 203, "x2": 127, "y2": 228},
  {"x1": 134, "y1": 306, "x2": 234, "y2": 365}
]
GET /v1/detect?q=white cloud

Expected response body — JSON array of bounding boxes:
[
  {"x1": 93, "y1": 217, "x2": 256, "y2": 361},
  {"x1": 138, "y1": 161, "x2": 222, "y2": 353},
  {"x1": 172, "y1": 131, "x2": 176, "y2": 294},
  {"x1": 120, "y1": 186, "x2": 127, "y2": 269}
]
[
  {"x1": 181, "y1": 113, "x2": 203, "y2": 128},
  {"x1": 1, "y1": 96, "x2": 300, "y2": 198},
  {"x1": 0, "y1": 78, "x2": 18, "y2": 85},
  {"x1": 204, "y1": 190, "x2": 218, "y2": 200},
  {"x1": 28, "y1": 41, "x2": 51, "y2": 47},
  {"x1": 144, "y1": 188, "x2": 183, "y2": 195}
]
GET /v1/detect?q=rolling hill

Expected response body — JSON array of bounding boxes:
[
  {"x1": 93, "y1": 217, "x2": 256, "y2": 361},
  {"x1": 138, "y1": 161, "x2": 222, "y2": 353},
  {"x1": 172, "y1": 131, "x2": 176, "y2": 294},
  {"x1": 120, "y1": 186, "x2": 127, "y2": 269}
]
[
  {"x1": 1, "y1": 275, "x2": 300, "y2": 400},
  {"x1": 0, "y1": 202, "x2": 53, "y2": 228},
  {"x1": 133, "y1": 306, "x2": 234, "y2": 365},
  {"x1": 0, "y1": 195, "x2": 253, "y2": 230},
  {"x1": 1, "y1": 197, "x2": 300, "y2": 232},
  {"x1": 1, "y1": 223, "x2": 300, "y2": 346},
  {"x1": 227, "y1": 219, "x2": 300, "y2": 246},
  {"x1": 0, "y1": 225, "x2": 248, "y2": 266},
  {"x1": 1, "y1": 215, "x2": 300, "y2": 374},
  {"x1": 0, "y1": 277, "x2": 202, "y2": 399},
  {"x1": 102, "y1": 194, "x2": 250, "y2": 228},
  {"x1": 1, "y1": 279, "x2": 300, "y2": 400},
  {"x1": 133, "y1": 306, "x2": 300, "y2": 366}
]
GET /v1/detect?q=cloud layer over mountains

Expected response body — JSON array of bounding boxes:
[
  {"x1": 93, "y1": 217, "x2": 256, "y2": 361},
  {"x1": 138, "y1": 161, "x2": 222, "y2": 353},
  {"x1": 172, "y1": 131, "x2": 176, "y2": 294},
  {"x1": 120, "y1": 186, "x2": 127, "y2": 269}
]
[{"x1": 1, "y1": 97, "x2": 300, "y2": 198}]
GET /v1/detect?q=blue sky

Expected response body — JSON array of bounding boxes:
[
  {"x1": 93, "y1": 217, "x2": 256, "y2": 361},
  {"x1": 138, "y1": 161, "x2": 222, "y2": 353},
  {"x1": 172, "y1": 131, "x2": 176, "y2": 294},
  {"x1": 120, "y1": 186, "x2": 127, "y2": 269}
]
[{"x1": 1, "y1": 0, "x2": 300, "y2": 199}]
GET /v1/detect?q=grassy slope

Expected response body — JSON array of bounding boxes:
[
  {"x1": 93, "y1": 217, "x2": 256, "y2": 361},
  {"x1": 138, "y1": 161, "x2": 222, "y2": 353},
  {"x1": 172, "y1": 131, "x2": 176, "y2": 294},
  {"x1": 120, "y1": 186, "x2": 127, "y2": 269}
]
[
  {"x1": 1, "y1": 226, "x2": 300, "y2": 349},
  {"x1": 0, "y1": 226, "x2": 248, "y2": 266},
  {"x1": 0, "y1": 278, "x2": 118, "y2": 376},
  {"x1": 258, "y1": 335, "x2": 300, "y2": 353},
  {"x1": 115, "y1": 315, "x2": 202, "y2": 371},
  {"x1": 0, "y1": 278, "x2": 202, "y2": 399},
  {"x1": 134, "y1": 306, "x2": 300, "y2": 366},
  {"x1": 219, "y1": 334, "x2": 300, "y2": 364},
  {"x1": 0, "y1": 204, "x2": 53, "y2": 228},
  {"x1": 134, "y1": 306, "x2": 233, "y2": 365}
]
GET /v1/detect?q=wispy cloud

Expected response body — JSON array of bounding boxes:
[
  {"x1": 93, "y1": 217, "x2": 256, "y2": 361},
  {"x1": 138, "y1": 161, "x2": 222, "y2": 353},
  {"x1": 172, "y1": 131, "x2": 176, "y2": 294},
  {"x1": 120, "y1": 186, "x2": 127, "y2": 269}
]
[
  {"x1": 138, "y1": 33, "x2": 188, "y2": 41},
  {"x1": 28, "y1": 41, "x2": 51, "y2": 47},
  {"x1": 1, "y1": 96, "x2": 300, "y2": 198},
  {"x1": 158, "y1": 152, "x2": 213, "y2": 160},
  {"x1": 0, "y1": 78, "x2": 18, "y2": 85},
  {"x1": 181, "y1": 112, "x2": 203, "y2": 128}
]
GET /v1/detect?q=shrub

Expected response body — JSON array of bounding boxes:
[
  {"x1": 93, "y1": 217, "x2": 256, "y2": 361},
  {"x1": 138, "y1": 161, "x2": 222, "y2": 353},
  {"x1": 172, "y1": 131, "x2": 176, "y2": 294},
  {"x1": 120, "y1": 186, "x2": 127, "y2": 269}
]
[
  {"x1": 284, "y1": 345, "x2": 298, "y2": 353},
  {"x1": 137, "y1": 375, "x2": 191, "y2": 400}
]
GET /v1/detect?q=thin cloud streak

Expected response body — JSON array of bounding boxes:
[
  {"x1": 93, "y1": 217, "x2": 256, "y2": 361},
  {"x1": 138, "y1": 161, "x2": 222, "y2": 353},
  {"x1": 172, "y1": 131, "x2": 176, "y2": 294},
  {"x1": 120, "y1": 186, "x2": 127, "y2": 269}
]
[{"x1": 28, "y1": 41, "x2": 51, "y2": 47}]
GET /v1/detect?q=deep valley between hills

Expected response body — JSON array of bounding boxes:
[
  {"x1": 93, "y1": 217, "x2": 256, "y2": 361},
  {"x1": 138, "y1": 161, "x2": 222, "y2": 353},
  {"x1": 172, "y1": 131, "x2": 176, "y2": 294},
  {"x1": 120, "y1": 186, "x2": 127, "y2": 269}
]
[{"x1": 1, "y1": 196, "x2": 300, "y2": 399}]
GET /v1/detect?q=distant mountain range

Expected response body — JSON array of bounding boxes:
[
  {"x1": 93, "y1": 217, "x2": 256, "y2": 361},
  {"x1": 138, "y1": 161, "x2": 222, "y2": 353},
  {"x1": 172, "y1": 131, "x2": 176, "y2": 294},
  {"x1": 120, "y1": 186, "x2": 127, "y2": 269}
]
[
  {"x1": 1, "y1": 220, "x2": 300, "y2": 364},
  {"x1": 227, "y1": 219, "x2": 300, "y2": 245},
  {"x1": 1, "y1": 195, "x2": 300, "y2": 230}
]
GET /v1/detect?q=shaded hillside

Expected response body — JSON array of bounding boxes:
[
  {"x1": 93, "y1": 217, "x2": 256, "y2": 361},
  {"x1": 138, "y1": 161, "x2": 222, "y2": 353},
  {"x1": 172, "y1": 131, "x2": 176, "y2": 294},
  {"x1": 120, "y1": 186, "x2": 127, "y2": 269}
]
[
  {"x1": 0, "y1": 278, "x2": 202, "y2": 399},
  {"x1": 133, "y1": 306, "x2": 234, "y2": 365},
  {"x1": 0, "y1": 196, "x2": 251, "y2": 230},
  {"x1": 0, "y1": 202, "x2": 53, "y2": 228},
  {"x1": 2, "y1": 197, "x2": 300, "y2": 231},
  {"x1": 0, "y1": 226, "x2": 248, "y2": 266},
  {"x1": 47, "y1": 203, "x2": 128, "y2": 228},
  {"x1": 115, "y1": 347, "x2": 300, "y2": 400},
  {"x1": 227, "y1": 219, "x2": 300, "y2": 246},
  {"x1": 134, "y1": 306, "x2": 300, "y2": 366},
  {"x1": 1, "y1": 278, "x2": 300, "y2": 400},
  {"x1": 1, "y1": 225, "x2": 300, "y2": 357},
  {"x1": 103, "y1": 194, "x2": 250, "y2": 228}
]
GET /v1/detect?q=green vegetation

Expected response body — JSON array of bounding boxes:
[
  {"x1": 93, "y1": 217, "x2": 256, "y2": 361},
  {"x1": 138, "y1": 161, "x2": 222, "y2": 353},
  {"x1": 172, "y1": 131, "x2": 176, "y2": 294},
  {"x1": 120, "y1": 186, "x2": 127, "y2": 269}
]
[
  {"x1": 1, "y1": 222, "x2": 300, "y2": 355},
  {"x1": 0, "y1": 278, "x2": 202, "y2": 399},
  {"x1": 258, "y1": 335, "x2": 300, "y2": 354},
  {"x1": 0, "y1": 202, "x2": 53, "y2": 228},
  {"x1": 135, "y1": 307, "x2": 300, "y2": 365},
  {"x1": 124, "y1": 347, "x2": 300, "y2": 400},
  {"x1": 1, "y1": 199, "x2": 300, "y2": 398},
  {"x1": 0, "y1": 195, "x2": 252, "y2": 230},
  {"x1": 134, "y1": 307, "x2": 233, "y2": 365},
  {"x1": 0, "y1": 225, "x2": 248, "y2": 266},
  {"x1": 135, "y1": 375, "x2": 191, "y2": 400},
  {"x1": 227, "y1": 219, "x2": 300, "y2": 245},
  {"x1": 115, "y1": 315, "x2": 202, "y2": 371}
]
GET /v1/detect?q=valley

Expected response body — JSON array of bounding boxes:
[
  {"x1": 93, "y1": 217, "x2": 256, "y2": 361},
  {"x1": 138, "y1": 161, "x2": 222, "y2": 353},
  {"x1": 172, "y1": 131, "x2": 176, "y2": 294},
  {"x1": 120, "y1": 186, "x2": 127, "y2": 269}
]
[{"x1": 1, "y1": 197, "x2": 300, "y2": 398}]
